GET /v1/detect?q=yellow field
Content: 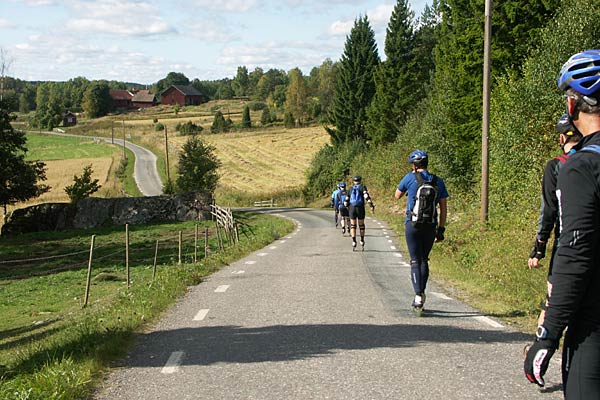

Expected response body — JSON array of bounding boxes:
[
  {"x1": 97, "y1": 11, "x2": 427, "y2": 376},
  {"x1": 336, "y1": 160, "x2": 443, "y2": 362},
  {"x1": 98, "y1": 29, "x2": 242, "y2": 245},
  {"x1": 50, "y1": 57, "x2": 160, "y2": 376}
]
[
  {"x1": 6, "y1": 157, "x2": 117, "y2": 214},
  {"x1": 170, "y1": 126, "x2": 330, "y2": 194}
]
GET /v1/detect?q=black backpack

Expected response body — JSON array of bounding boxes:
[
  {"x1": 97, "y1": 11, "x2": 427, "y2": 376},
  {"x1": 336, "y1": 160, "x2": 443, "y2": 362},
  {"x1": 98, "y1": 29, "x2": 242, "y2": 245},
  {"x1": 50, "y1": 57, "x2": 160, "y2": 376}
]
[{"x1": 410, "y1": 172, "x2": 438, "y2": 228}]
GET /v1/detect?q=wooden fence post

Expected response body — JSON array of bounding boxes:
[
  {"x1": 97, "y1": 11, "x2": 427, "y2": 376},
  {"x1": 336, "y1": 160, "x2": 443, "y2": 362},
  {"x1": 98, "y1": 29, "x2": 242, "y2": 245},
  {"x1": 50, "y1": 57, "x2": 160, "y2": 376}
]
[
  {"x1": 194, "y1": 224, "x2": 198, "y2": 263},
  {"x1": 204, "y1": 227, "x2": 209, "y2": 259},
  {"x1": 178, "y1": 231, "x2": 182, "y2": 265},
  {"x1": 83, "y1": 235, "x2": 96, "y2": 308},
  {"x1": 125, "y1": 224, "x2": 130, "y2": 288},
  {"x1": 152, "y1": 239, "x2": 159, "y2": 279}
]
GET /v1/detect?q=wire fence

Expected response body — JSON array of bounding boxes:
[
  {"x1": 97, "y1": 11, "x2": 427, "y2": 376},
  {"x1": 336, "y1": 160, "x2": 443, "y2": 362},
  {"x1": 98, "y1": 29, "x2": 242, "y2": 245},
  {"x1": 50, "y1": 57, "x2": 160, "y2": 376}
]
[{"x1": 0, "y1": 204, "x2": 242, "y2": 308}]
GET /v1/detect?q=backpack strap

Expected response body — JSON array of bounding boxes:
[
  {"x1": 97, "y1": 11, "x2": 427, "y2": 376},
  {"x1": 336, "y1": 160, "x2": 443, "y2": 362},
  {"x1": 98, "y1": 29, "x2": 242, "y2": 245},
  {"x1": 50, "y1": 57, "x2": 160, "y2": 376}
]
[
  {"x1": 580, "y1": 144, "x2": 600, "y2": 155},
  {"x1": 554, "y1": 154, "x2": 570, "y2": 163}
]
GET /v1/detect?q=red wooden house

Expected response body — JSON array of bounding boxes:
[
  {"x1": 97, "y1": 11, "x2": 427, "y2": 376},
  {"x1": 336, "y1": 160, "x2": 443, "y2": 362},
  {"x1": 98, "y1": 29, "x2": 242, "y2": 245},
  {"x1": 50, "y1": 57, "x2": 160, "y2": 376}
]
[
  {"x1": 109, "y1": 89, "x2": 134, "y2": 109},
  {"x1": 132, "y1": 90, "x2": 156, "y2": 108},
  {"x1": 160, "y1": 85, "x2": 205, "y2": 106},
  {"x1": 63, "y1": 111, "x2": 77, "y2": 126}
]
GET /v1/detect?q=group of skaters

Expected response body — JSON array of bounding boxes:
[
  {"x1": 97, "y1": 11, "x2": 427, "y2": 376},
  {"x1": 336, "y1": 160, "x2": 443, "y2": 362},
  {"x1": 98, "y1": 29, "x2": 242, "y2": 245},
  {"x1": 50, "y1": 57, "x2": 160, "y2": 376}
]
[
  {"x1": 328, "y1": 49, "x2": 600, "y2": 398},
  {"x1": 330, "y1": 150, "x2": 449, "y2": 316},
  {"x1": 330, "y1": 175, "x2": 375, "y2": 251}
]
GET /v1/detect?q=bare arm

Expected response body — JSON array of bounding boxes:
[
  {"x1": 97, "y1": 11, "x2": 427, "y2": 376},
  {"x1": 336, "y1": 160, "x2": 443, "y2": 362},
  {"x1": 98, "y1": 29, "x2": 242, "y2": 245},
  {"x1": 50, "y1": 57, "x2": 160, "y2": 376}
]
[
  {"x1": 438, "y1": 198, "x2": 447, "y2": 228},
  {"x1": 394, "y1": 188, "x2": 404, "y2": 200}
]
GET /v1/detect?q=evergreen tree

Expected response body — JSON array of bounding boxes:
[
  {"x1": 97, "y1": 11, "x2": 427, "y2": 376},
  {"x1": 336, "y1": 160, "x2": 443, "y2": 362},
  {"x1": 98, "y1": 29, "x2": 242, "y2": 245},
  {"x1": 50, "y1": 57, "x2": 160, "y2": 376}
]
[
  {"x1": 261, "y1": 107, "x2": 271, "y2": 126},
  {"x1": 176, "y1": 135, "x2": 220, "y2": 194},
  {"x1": 412, "y1": 0, "x2": 440, "y2": 104},
  {"x1": 211, "y1": 110, "x2": 231, "y2": 133},
  {"x1": 367, "y1": 0, "x2": 416, "y2": 145},
  {"x1": 0, "y1": 100, "x2": 49, "y2": 223},
  {"x1": 64, "y1": 164, "x2": 101, "y2": 203},
  {"x1": 327, "y1": 15, "x2": 380, "y2": 145},
  {"x1": 242, "y1": 105, "x2": 251, "y2": 128}
]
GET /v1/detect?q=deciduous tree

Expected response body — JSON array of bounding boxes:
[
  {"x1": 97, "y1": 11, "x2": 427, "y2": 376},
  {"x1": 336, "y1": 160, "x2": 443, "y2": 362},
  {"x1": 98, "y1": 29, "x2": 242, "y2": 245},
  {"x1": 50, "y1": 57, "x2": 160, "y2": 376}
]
[{"x1": 176, "y1": 135, "x2": 220, "y2": 194}]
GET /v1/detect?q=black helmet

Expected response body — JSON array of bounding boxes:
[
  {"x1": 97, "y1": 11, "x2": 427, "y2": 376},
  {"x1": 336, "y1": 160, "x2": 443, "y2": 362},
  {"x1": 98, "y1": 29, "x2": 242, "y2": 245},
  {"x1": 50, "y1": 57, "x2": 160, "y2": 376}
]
[
  {"x1": 353, "y1": 175, "x2": 362, "y2": 183},
  {"x1": 556, "y1": 113, "x2": 575, "y2": 136}
]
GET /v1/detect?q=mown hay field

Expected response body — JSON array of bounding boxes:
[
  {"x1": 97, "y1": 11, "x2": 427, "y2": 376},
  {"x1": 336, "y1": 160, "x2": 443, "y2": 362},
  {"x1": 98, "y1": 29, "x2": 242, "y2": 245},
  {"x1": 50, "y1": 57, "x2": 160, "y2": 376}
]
[
  {"x1": 6, "y1": 134, "x2": 123, "y2": 216},
  {"x1": 171, "y1": 126, "x2": 330, "y2": 195}
]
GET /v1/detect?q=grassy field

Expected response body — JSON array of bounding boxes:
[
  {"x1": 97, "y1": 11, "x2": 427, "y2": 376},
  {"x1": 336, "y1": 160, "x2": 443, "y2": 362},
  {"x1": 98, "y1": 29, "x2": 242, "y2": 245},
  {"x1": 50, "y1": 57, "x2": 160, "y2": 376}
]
[
  {"x1": 0, "y1": 213, "x2": 294, "y2": 400},
  {"x1": 57, "y1": 101, "x2": 330, "y2": 205},
  {"x1": 5, "y1": 134, "x2": 127, "y2": 217}
]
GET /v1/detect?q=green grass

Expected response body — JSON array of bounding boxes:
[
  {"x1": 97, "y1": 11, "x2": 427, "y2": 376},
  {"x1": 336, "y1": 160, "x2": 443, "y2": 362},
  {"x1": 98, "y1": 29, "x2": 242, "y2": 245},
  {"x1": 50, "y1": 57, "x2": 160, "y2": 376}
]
[
  {"x1": 0, "y1": 213, "x2": 294, "y2": 400},
  {"x1": 120, "y1": 148, "x2": 142, "y2": 197},
  {"x1": 25, "y1": 134, "x2": 118, "y2": 161}
]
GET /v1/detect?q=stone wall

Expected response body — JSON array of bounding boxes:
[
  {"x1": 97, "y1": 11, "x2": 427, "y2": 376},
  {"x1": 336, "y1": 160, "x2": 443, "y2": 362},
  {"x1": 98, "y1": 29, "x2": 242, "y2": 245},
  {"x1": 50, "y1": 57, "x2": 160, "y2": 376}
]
[{"x1": 1, "y1": 191, "x2": 213, "y2": 236}]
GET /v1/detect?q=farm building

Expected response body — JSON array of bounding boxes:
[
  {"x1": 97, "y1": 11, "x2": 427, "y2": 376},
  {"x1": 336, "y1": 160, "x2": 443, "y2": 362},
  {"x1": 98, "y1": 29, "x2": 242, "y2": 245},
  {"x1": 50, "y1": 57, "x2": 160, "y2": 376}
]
[
  {"x1": 132, "y1": 90, "x2": 156, "y2": 108},
  {"x1": 109, "y1": 89, "x2": 134, "y2": 110},
  {"x1": 160, "y1": 85, "x2": 206, "y2": 106},
  {"x1": 63, "y1": 111, "x2": 77, "y2": 126}
]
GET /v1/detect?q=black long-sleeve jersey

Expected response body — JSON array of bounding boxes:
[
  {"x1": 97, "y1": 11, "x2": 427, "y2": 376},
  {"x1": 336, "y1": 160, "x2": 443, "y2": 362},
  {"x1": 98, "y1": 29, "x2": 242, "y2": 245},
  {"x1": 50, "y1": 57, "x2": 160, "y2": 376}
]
[
  {"x1": 536, "y1": 156, "x2": 567, "y2": 242},
  {"x1": 544, "y1": 131, "x2": 600, "y2": 341}
]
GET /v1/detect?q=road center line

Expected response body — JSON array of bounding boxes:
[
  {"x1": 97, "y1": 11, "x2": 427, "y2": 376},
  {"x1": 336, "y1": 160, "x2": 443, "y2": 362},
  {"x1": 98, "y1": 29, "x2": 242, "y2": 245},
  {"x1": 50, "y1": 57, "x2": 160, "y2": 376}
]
[
  {"x1": 430, "y1": 292, "x2": 452, "y2": 300},
  {"x1": 161, "y1": 351, "x2": 185, "y2": 374},
  {"x1": 257, "y1": 253, "x2": 268, "y2": 257},
  {"x1": 473, "y1": 315, "x2": 504, "y2": 329},
  {"x1": 245, "y1": 260, "x2": 256, "y2": 265},
  {"x1": 193, "y1": 309, "x2": 209, "y2": 321},
  {"x1": 215, "y1": 285, "x2": 230, "y2": 293}
]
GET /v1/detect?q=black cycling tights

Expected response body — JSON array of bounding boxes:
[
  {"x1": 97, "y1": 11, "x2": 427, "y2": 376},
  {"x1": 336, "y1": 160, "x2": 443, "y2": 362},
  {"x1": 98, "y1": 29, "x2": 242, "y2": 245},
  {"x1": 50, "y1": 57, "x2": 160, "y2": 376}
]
[{"x1": 562, "y1": 327, "x2": 600, "y2": 399}]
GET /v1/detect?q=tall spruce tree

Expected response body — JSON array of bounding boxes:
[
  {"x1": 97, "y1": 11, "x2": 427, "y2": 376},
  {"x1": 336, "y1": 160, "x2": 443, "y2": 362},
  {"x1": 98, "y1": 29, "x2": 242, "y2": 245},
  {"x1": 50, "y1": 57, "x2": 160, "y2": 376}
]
[
  {"x1": 367, "y1": 0, "x2": 416, "y2": 145},
  {"x1": 327, "y1": 15, "x2": 380, "y2": 145}
]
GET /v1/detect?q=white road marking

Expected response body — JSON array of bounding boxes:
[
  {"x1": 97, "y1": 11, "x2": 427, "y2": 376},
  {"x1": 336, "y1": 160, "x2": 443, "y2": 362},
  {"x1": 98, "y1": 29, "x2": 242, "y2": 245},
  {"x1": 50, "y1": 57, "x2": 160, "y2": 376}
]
[
  {"x1": 388, "y1": 240, "x2": 393, "y2": 243},
  {"x1": 257, "y1": 253, "x2": 268, "y2": 257},
  {"x1": 473, "y1": 316, "x2": 504, "y2": 329},
  {"x1": 161, "y1": 351, "x2": 184, "y2": 374},
  {"x1": 280, "y1": 240, "x2": 286, "y2": 243},
  {"x1": 431, "y1": 292, "x2": 452, "y2": 300},
  {"x1": 390, "y1": 246, "x2": 397, "y2": 250},
  {"x1": 394, "y1": 253, "x2": 403, "y2": 258},
  {"x1": 245, "y1": 260, "x2": 256, "y2": 265},
  {"x1": 215, "y1": 285, "x2": 230, "y2": 293},
  {"x1": 269, "y1": 246, "x2": 277, "y2": 250},
  {"x1": 193, "y1": 309, "x2": 209, "y2": 321},
  {"x1": 231, "y1": 270, "x2": 245, "y2": 274}
]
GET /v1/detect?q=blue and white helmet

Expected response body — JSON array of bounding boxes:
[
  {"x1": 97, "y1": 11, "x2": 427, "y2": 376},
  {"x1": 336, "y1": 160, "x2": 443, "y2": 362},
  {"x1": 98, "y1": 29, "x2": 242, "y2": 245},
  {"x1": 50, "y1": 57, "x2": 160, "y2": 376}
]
[
  {"x1": 339, "y1": 182, "x2": 346, "y2": 189},
  {"x1": 558, "y1": 50, "x2": 600, "y2": 100},
  {"x1": 408, "y1": 150, "x2": 428, "y2": 164}
]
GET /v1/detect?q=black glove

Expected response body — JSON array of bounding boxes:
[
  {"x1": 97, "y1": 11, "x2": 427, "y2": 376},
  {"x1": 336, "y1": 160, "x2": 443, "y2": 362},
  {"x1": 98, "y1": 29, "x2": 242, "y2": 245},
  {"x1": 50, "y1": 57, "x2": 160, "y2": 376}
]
[
  {"x1": 370, "y1": 203, "x2": 375, "y2": 213},
  {"x1": 523, "y1": 338, "x2": 557, "y2": 387},
  {"x1": 330, "y1": 199, "x2": 334, "y2": 208},
  {"x1": 435, "y1": 226, "x2": 445, "y2": 242},
  {"x1": 529, "y1": 239, "x2": 547, "y2": 259}
]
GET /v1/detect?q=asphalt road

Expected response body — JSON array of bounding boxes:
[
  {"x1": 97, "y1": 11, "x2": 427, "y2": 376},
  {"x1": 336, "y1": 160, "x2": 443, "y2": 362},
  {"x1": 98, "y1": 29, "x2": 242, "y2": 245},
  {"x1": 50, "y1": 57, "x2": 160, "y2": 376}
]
[
  {"x1": 93, "y1": 209, "x2": 563, "y2": 399},
  {"x1": 40, "y1": 131, "x2": 163, "y2": 196}
]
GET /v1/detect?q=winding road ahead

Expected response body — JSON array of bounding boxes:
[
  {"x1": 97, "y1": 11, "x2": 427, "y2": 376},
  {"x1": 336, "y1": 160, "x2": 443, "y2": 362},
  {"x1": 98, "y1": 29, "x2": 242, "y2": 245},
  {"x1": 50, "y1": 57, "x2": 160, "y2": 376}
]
[
  {"x1": 42, "y1": 131, "x2": 163, "y2": 196},
  {"x1": 94, "y1": 209, "x2": 562, "y2": 399}
]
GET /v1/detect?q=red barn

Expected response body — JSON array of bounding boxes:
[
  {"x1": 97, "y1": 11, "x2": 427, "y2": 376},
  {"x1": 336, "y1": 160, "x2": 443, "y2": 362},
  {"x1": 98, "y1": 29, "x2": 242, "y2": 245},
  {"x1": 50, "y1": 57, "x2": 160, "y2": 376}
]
[
  {"x1": 132, "y1": 90, "x2": 156, "y2": 108},
  {"x1": 109, "y1": 89, "x2": 134, "y2": 109},
  {"x1": 160, "y1": 85, "x2": 205, "y2": 106},
  {"x1": 63, "y1": 111, "x2": 77, "y2": 126}
]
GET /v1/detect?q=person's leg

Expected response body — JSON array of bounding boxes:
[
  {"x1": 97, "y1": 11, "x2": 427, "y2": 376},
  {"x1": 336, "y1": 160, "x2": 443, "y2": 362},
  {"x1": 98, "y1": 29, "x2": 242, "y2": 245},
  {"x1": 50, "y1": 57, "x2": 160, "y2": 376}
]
[
  {"x1": 563, "y1": 327, "x2": 600, "y2": 400},
  {"x1": 419, "y1": 226, "x2": 436, "y2": 295},
  {"x1": 405, "y1": 222, "x2": 423, "y2": 299}
]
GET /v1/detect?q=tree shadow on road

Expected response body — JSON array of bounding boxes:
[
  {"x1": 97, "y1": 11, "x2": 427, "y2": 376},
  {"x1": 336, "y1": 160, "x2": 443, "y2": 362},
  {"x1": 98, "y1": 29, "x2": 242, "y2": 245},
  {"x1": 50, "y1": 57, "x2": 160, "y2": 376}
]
[{"x1": 122, "y1": 322, "x2": 532, "y2": 367}]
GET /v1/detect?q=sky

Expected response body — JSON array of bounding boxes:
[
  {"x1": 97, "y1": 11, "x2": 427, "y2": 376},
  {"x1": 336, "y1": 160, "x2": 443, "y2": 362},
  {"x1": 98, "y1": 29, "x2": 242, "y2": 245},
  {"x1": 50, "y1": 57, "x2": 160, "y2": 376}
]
[{"x1": 0, "y1": 0, "x2": 430, "y2": 85}]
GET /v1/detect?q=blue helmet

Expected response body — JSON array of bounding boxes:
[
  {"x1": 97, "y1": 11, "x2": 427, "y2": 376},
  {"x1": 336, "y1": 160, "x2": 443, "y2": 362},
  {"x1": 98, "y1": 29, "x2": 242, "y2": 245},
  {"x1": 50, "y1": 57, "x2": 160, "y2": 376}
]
[
  {"x1": 352, "y1": 175, "x2": 362, "y2": 183},
  {"x1": 558, "y1": 50, "x2": 600, "y2": 98},
  {"x1": 339, "y1": 182, "x2": 346, "y2": 189},
  {"x1": 408, "y1": 150, "x2": 428, "y2": 164}
]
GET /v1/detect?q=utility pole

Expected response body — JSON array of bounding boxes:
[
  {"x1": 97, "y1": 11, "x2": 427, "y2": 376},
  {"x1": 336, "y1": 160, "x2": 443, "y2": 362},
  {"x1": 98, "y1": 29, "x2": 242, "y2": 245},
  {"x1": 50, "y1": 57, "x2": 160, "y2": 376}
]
[
  {"x1": 481, "y1": 0, "x2": 492, "y2": 223},
  {"x1": 122, "y1": 119, "x2": 126, "y2": 160},
  {"x1": 164, "y1": 126, "x2": 171, "y2": 183}
]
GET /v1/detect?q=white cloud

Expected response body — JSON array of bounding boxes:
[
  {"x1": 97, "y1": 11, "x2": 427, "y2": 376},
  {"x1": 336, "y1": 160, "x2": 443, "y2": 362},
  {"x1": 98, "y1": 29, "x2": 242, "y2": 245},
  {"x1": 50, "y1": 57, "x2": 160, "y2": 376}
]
[
  {"x1": 192, "y1": 0, "x2": 258, "y2": 12},
  {"x1": 66, "y1": 18, "x2": 175, "y2": 36},
  {"x1": 0, "y1": 18, "x2": 16, "y2": 28},
  {"x1": 328, "y1": 20, "x2": 354, "y2": 37},
  {"x1": 64, "y1": 0, "x2": 176, "y2": 37}
]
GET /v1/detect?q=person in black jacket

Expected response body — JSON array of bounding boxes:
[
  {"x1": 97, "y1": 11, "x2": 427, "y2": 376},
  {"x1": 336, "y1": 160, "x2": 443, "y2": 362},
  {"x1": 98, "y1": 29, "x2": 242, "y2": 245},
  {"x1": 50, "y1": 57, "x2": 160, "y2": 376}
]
[
  {"x1": 528, "y1": 114, "x2": 581, "y2": 326},
  {"x1": 524, "y1": 49, "x2": 600, "y2": 399}
]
